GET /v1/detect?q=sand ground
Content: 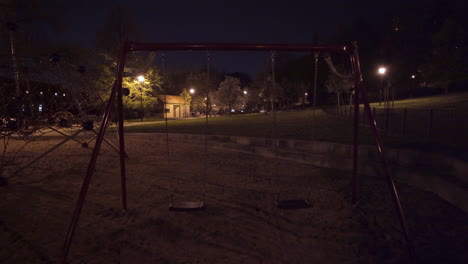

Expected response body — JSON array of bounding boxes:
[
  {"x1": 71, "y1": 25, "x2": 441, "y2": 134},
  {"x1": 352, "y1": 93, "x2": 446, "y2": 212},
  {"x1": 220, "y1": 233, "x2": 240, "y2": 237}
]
[{"x1": 0, "y1": 132, "x2": 467, "y2": 263}]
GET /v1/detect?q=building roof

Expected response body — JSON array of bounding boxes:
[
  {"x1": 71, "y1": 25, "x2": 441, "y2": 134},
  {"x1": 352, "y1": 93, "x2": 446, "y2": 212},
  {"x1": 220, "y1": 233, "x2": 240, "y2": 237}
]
[{"x1": 156, "y1": 95, "x2": 186, "y2": 104}]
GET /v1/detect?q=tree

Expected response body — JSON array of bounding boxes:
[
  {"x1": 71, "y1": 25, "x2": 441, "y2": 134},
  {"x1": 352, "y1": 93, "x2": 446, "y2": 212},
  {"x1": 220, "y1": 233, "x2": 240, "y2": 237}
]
[
  {"x1": 214, "y1": 76, "x2": 243, "y2": 112},
  {"x1": 325, "y1": 65, "x2": 353, "y2": 107},
  {"x1": 179, "y1": 88, "x2": 192, "y2": 117},
  {"x1": 0, "y1": 0, "x2": 65, "y2": 117},
  {"x1": 96, "y1": 3, "x2": 143, "y2": 56},
  {"x1": 257, "y1": 73, "x2": 283, "y2": 112},
  {"x1": 122, "y1": 66, "x2": 162, "y2": 113},
  {"x1": 421, "y1": 17, "x2": 468, "y2": 93}
]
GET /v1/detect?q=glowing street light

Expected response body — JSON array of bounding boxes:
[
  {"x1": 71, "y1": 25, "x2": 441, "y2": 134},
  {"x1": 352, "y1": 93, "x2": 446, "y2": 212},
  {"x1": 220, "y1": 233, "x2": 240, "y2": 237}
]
[
  {"x1": 411, "y1": 75, "x2": 415, "y2": 79},
  {"x1": 378, "y1": 67, "x2": 387, "y2": 106},
  {"x1": 137, "y1": 75, "x2": 145, "y2": 82},
  {"x1": 189, "y1": 88, "x2": 195, "y2": 94},
  {"x1": 305, "y1": 92, "x2": 308, "y2": 96},
  {"x1": 243, "y1": 90, "x2": 247, "y2": 95}
]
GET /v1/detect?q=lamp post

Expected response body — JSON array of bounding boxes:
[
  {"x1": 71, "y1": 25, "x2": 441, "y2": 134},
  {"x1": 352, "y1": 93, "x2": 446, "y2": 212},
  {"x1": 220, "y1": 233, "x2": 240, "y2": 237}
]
[
  {"x1": 313, "y1": 52, "x2": 319, "y2": 107},
  {"x1": 378, "y1": 67, "x2": 386, "y2": 107},
  {"x1": 138, "y1": 75, "x2": 145, "y2": 121},
  {"x1": 189, "y1": 88, "x2": 195, "y2": 117}
]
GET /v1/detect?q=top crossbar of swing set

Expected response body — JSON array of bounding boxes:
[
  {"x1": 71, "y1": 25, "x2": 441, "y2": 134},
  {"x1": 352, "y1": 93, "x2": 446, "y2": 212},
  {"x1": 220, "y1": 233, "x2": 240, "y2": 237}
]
[{"x1": 126, "y1": 42, "x2": 349, "y2": 53}]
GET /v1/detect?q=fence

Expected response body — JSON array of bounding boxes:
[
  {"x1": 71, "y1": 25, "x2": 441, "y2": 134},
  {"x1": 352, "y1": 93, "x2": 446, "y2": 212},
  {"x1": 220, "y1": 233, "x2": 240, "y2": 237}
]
[{"x1": 325, "y1": 106, "x2": 468, "y2": 145}]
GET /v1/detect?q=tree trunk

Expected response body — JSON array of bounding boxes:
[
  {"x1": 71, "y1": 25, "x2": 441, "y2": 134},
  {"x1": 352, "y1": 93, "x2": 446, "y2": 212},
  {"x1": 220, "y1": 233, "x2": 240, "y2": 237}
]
[{"x1": 270, "y1": 98, "x2": 274, "y2": 112}]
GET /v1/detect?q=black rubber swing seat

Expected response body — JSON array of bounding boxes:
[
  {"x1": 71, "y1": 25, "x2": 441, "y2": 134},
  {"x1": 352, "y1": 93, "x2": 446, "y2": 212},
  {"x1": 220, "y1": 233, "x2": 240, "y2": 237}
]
[
  {"x1": 169, "y1": 201, "x2": 205, "y2": 211},
  {"x1": 275, "y1": 199, "x2": 311, "y2": 209}
]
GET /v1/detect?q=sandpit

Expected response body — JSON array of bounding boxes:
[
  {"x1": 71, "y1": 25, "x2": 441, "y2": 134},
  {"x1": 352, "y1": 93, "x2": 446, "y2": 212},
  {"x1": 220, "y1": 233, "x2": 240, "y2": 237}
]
[{"x1": 1, "y1": 133, "x2": 467, "y2": 263}]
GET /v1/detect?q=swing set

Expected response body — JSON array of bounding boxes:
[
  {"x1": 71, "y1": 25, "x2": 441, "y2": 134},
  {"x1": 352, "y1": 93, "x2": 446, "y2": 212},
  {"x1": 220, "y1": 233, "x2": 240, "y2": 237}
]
[{"x1": 61, "y1": 41, "x2": 414, "y2": 262}]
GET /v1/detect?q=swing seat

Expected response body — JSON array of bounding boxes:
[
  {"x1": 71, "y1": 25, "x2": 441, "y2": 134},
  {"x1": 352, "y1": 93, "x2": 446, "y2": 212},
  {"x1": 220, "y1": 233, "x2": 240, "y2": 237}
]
[
  {"x1": 275, "y1": 199, "x2": 311, "y2": 209},
  {"x1": 169, "y1": 201, "x2": 205, "y2": 211}
]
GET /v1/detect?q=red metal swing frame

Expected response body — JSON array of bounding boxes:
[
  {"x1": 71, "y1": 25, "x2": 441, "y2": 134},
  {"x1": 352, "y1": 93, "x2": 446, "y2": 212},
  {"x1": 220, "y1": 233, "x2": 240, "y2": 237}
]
[{"x1": 61, "y1": 41, "x2": 413, "y2": 262}]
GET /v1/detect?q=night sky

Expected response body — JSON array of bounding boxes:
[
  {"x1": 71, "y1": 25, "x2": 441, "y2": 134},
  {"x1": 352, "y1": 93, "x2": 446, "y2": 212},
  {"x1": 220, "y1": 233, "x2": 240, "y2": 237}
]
[{"x1": 58, "y1": 0, "x2": 385, "y2": 75}]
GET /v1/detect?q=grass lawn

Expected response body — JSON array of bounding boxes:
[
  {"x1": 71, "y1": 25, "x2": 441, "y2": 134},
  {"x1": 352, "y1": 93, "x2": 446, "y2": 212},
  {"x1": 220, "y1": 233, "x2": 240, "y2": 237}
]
[
  {"x1": 121, "y1": 92, "x2": 468, "y2": 159},
  {"x1": 125, "y1": 117, "x2": 165, "y2": 123},
  {"x1": 368, "y1": 91, "x2": 468, "y2": 110},
  {"x1": 124, "y1": 110, "x2": 361, "y2": 142}
]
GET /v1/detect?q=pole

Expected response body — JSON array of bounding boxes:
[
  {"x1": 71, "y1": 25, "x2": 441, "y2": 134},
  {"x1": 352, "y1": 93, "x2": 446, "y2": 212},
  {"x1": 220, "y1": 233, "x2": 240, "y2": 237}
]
[
  {"x1": 117, "y1": 46, "x2": 128, "y2": 211},
  {"x1": 8, "y1": 24, "x2": 20, "y2": 98},
  {"x1": 379, "y1": 76, "x2": 382, "y2": 106},
  {"x1": 140, "y1": 88, "x2": 143, "y2": 122},
  {"x1": 313, "y1": 52, "x2": 319, "y2": 107},
  {"x1": 349, "y1": 43, "x2": 414, "y2": 261},
  {"x1": 350, "y1": 53, "x2": 359, "y2": 204},
  {"x1": 62, "y1": 41, "x2": 128, "y2": 263}
]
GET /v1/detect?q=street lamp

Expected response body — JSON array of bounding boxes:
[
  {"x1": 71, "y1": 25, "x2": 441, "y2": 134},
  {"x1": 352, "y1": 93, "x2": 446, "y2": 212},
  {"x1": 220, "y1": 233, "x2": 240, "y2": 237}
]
[
  {"x1": 189, "y1": 88, "x2": 195, "y2": 94},
  {"x1": 138, "y1": 75, "x2": 145, "y2": 121},
  {"x1": 243, "y1": 90, "x2": 247, "y2": 95},
  {"x1": 378, "y1": 67, "x2": 386, "y2": 106},
  {"x1": 313, "y1": 52, "x2": 319, "y2": 107}
]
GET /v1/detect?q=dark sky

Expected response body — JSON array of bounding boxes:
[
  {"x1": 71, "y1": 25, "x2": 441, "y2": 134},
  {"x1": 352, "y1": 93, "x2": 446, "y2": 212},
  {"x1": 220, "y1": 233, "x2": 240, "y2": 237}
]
[{"x1": 59, "y1": 0, "x2": 385, "y2": 75}]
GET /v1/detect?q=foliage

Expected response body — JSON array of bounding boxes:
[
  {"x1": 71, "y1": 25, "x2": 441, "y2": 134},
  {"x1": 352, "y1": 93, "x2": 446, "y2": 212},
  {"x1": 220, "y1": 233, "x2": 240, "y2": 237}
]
[
  {"x1": 96, "y1": 3, "x2": 144, "y2": 56},
  {"x1": 420, "y1": 17, "x2": 468, "y2": 92},
  {"x1": 214, "y1": 76, "x2": 243, "y2": 111},
  {"x1": 255, "y1": 73, "x2": 283, "y2": 111},
  {"x1": 122, "y1": 66, "x2": 162, "y2": 111},
  {"x1": 179, "y1": 88, "x2": 192, "y2": 107},
  {"x1": 91, "y1": 3, "x2": 165, "y2": 114},
  {"x1": 325, "y1": 65, "x2": 353, "y2": 107}
]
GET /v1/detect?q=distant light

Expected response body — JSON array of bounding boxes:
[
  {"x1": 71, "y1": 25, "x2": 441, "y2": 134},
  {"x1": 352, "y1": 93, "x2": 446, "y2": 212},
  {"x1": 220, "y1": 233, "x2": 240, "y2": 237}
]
[
  {"x1": 189, "y1": 88, "x2": 195, "y2": 94},
  {"x1": 204, "y1": 97, "x2": 207, "y2": 100},
  {"x1": 411, "y1": 75, "x2": 415, "y2": 79},
  {"x1": 54, "y1": 92, "x2": 58, "y2": 96},
  {"x1": 63, "y1": 93, "x2": 66, "y2": 97},
  {"x1": 394, "y1": 27, "x2": 399, "y2": 31},
  {"x1": 38, "y1": 104, "x2": 43, "y2": 112},
  {"x1": 213, "y1": 104, "x2": 216, "y2": 107},
  {"x1": 243, "y1": 90, "x2": 247, "y2": 95},
  {"x1": 40, "y1": 91, "x2": 43, "y2": 95},
  {"x1": 305, "y1": 92, "x2": 308, "y2": 96},
  {"x1": 378, "y1": 67, "x2": 386, "y2": 75},
  {"x1": 137, "y1": 75, "x2": 145, "y2": 82},
  {"x1": 25, "y1": 90, "x2": 29, "y2": 94},
  {"x1": 241, "y1": 110, "x2": 244, "y2": 113},
  {"x1": 231, "y1": 109, "x2": 235, "y2": 112}
]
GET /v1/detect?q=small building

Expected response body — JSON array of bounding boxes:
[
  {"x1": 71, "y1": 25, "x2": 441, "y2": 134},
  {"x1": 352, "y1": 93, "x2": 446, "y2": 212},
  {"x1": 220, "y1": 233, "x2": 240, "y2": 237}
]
[{"x1": 156, "y1": 95, "x2": 190, "y2": 118}]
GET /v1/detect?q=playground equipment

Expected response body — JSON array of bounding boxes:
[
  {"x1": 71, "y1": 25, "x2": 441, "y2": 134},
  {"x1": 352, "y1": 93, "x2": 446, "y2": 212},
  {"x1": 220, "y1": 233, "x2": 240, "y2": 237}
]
[{"x1": 62, "y1": 41, "x2": 414, "y2": 262}]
